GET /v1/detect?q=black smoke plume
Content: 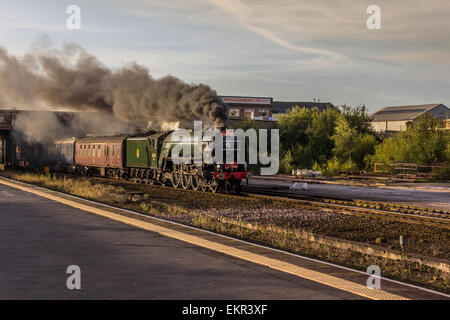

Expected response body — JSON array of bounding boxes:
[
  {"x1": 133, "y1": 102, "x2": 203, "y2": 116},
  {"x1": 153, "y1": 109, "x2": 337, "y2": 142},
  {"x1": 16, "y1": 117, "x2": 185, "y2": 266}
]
[{"x1": 0, "y1": 42, "x2": 228, "y2": 131}]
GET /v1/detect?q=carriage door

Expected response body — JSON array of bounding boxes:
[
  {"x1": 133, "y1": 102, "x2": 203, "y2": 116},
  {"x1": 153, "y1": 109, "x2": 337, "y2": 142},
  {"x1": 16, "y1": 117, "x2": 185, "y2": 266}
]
[{"x1": 106, "y1": 144, "x2": 111, "y2": 167}]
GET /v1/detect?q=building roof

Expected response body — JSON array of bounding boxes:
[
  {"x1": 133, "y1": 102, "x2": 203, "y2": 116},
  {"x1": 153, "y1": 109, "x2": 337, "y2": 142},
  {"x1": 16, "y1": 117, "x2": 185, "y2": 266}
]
[
  {"x1": 371, "y1": 104, "x2": 448, "y2": 122},
  {"x1": 272, "y1": 101, "x2": 334, "y2": 113}
]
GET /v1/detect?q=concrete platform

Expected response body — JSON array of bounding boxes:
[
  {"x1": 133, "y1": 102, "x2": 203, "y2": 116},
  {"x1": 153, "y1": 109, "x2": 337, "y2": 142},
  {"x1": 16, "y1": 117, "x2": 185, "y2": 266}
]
[{"x1": 0, "y1": 178, "x2": 447, "y2": 300}]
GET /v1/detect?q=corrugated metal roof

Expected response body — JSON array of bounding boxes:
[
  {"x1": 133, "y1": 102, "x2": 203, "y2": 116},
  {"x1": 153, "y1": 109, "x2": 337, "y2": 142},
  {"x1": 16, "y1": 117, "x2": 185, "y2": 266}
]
[{"x1": 371, "y1": 104, "x2": 445, "y2": 121}]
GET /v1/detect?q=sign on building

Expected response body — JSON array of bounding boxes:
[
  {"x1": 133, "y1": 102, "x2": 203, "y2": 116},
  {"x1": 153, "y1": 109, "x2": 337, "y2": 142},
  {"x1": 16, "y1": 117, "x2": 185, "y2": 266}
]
[{"x1": 221, "y1": 97, "x2": 272, "y2": 105}]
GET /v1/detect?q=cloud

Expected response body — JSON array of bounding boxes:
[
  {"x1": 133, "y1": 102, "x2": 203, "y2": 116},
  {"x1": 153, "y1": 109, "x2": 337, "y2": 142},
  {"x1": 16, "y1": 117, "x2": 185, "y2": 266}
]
[
  {"x1": 202, "y1": 0, "x2": 345, "y2": 64},
  {"x1": 199, "y1": 0, "x2": 450, "y2": 67}
]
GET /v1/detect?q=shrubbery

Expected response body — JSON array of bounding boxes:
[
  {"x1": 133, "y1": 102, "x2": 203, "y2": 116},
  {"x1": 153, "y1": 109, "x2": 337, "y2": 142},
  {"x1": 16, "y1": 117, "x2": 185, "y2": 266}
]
[
  {"x1": 278, "y1": 106, "x2": 449, "y2": 178},
  {"x1": 372, "y1": 114, "x2": 450, "y2": 165},
  {"x1": 232, "y1": 107, "x2": 449, "y2": 179},
  {"x1": 279, "y1": 105, "x2": 377, "y2": 176}
]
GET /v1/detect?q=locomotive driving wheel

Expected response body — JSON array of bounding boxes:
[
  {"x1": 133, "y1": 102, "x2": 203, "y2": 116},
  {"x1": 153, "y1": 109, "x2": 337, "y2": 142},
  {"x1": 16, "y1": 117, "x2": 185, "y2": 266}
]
[
  {"x1": 209, "y1": 179, "x2": 219, "y2": 193},
  {"x1": 199, "y1": 178, "x2": 208, "y2": 192},
  {"x1": 171, "y1": 172, "x2": 182, "y2": 188},
  {"x1": 181, "y1": 173, "x2": 192, "y2": 190},
  {"x1": 191, "y1": 175, "x2": 200, "y2": 191}
]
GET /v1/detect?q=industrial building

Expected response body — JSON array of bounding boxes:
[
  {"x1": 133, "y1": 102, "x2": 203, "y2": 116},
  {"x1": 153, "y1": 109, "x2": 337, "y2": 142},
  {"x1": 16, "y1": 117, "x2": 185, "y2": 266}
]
[
  {"x1": 370, "y1": 104, "x2": 450, "y2": 133},
  {"x1": 220, "y1": 96, "x2": 273, "y2": 121},
  {"x1": 219, "y1": 96, "x2": 335, "y2": 127}
]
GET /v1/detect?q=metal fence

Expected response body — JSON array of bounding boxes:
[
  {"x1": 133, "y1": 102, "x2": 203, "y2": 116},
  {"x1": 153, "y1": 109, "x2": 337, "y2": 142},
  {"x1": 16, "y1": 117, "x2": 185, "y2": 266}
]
[{"x1": 374, "y1": 162, "x2": 444, "y2": 179}]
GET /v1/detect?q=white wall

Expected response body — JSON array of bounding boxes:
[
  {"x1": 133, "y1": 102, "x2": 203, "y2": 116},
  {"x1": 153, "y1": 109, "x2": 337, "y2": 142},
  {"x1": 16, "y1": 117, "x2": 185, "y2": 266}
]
[{"x1": 371, "y1": 120, "x2": 410, "y2": 132}]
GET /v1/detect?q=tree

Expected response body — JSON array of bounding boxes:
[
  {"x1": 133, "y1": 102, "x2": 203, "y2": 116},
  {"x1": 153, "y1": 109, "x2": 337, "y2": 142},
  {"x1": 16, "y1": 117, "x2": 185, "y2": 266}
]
[
  {"x1": 278, "y1": 106, "x2": 341, "y2": 171},
  {"x1": 332, "y1": 115, "x2": 377, "y2": 169},
  {"x1": 278, "y1": 105, "x2": 376, "y2": 174},
  {"x1": 373, "y1": 114, "x2": 450, "y2": 165},
  {"x1": 340, "y1": 104, "x2": 374, "y2": 135}
]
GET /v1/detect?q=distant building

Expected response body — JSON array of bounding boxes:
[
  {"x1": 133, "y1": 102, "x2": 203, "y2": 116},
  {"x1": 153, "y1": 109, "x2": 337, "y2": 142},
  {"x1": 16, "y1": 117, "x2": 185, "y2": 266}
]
[
  {"x1": 271, "y1": 100, "x2": 335, "y2": 120},
  {"x1": 219, "y1": 96, "x2": 276, "y2": 129},
  {"x1": 370, "y1": 104, "x2": 450, "y2": 133},
  {"x1": 219, "y1": 96, "x2": 273, "y2": 121},
  {"x1": 219, "y1": 96, "x2": 336, "y2": 128}
]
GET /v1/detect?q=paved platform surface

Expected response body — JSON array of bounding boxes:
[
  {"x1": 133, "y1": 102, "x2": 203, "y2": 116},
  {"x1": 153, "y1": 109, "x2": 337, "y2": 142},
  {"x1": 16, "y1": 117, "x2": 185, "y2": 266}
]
[
  {"x1": 0, "y1": 184, "x2": 365, "y2": 300},
  {"x1": 249, "y1": 177, "x2": 450, "y2": 210},
  {"x1": 0, "y1": 180, "x2": 447, "y2": 300}
]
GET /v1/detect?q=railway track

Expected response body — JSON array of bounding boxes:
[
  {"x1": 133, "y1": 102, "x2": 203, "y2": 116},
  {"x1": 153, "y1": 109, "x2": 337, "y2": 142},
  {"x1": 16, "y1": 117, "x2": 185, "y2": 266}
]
[
  {"x1": 85, "y1": 175, "x2": 450, "y2": 229},
  {"x1": 243, "y1": 185, "x2": 450, "y2": 230},
  {"x1": 91, "y1": 175, "x2": 450, "y2": 229},
  {"x1": 6, "y1": 170, "x2": 449, "y2": 229}
]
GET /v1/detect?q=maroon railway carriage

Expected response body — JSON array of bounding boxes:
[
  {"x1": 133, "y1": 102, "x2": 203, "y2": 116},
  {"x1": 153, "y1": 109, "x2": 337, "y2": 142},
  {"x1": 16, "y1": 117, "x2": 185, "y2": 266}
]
[{"x1": 74, "y1": 136, "x2": 127, "y2": 176}]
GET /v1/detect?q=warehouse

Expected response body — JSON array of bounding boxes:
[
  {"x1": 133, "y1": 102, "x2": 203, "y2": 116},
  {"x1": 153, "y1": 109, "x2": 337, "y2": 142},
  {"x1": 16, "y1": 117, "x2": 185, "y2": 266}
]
[
  {"x1": 219, "y1": 96, "x2": 273, "y2": 121},
  {"x1": 370, "y1": 104, "x2": 449, "y2": 133},
  {"x1": 220, "y1": 96, "x2": 336, "y2": 125}
]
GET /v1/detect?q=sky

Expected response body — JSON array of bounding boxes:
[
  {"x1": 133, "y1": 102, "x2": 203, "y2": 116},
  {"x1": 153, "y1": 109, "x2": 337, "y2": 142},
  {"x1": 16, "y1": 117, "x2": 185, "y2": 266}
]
[{"x1": 0, "y1": 0, "x2": 449, "y2": 113}]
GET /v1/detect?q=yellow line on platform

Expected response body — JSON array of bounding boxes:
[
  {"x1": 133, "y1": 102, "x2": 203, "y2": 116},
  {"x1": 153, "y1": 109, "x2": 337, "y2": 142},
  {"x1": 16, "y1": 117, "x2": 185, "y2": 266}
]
[{"x1": 0, "y1": 177, "x2": 409, "y2": 300}]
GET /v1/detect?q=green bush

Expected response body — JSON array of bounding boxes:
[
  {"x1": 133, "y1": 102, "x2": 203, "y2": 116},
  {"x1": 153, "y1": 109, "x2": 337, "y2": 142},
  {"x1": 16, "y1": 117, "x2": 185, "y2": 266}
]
[
  {"x1": 314, "y1": 157, "x2": 358, "y2": 177},
  {"x1": 373, "y1": 114, "x2": 450, "y2": 165},
  {"x1": 278, "y1": 105, "x2": 375, "y2": 172},
  {"x1": 280, "y1": 150, "x2": 295, "y2": 174}
]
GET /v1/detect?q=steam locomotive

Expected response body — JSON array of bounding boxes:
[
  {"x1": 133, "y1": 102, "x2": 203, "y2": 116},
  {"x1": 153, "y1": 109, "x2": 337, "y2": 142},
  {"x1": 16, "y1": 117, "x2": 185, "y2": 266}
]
[{"x1": 16, "y1": 130, "x2": 248, "y2": 193}]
